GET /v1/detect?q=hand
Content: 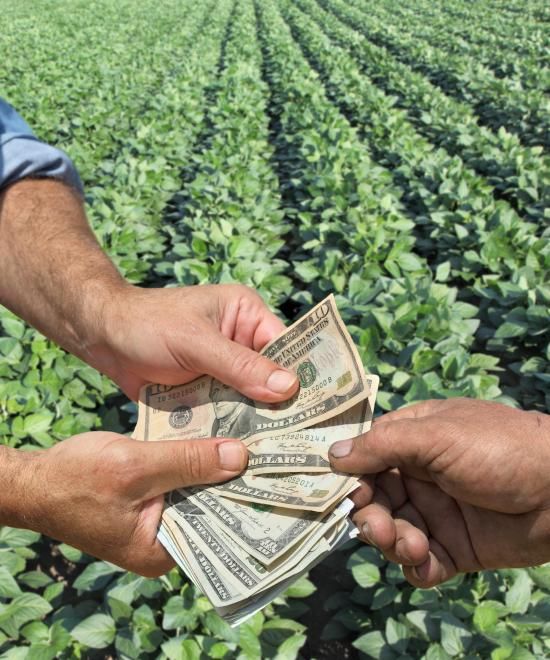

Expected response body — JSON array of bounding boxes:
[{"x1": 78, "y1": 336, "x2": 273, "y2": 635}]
[
  {"x1": 88, "y1": 283, "x2": 299, "y2": 402},
  {"x1": 0, "y1": 182, "x2": 297, "y2": 404},
  {"x1": 329, "y1": 399, "x2": 550, "y2": 587},
  {"x1": 26, "y1": 432, "x2": 248, "y2": 576}
]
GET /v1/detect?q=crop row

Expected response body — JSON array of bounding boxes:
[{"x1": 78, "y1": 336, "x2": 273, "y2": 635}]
[
  {"x1": 374, "y1": 0, "x2": 549, "y2": 89},
  {"x1": 157, "y1": 0, "x2": 293, "y2": 310},
  {"x1": 278, "y1": 0, "x2": 549, "y2": 412},
  {"x1": 307, "y1": 0, "x2": 548, "y2": 224},
  {"x1": 255, "y1": 0, "x2": 508, "y2": 410},
  {"x1": 435, "y1": 0, "x2": 550, "y2": 35},
  {"x1": 2, "y1": 0, "x2": 222, "y2": 283},
  {"x1": 328, "y1": 0, "x2": 549, "y2": 148}
]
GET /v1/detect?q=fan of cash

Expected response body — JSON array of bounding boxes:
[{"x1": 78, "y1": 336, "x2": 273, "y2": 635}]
[{"x1": 133, "y1": 295, "x2": 379, "y2": 626}]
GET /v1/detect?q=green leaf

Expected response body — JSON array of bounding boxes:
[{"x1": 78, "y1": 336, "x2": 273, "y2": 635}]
[
  {"x1": 398, "y1": 252, "x2": 424, "y2": 272},
  {"x1": 435, "y1": 261, "x2": 450, "y2": 282},
  {"x1": 180, "y1": 639, "x2": 201, "y2": 660},
  {"x1": 0, "y1": 593, "x2": 53, "y2": 638},
  {"x1": 208, "y1": 642, "x2": 231, "y2": 659},
  {"x1": 25, "y1": 645, "x2": 58, "y2": 660},
  {"x1": 115, "y1": 627, "x2": 140, "y2": 659},
  {"x1": 162, "y1": 595, "x2": 198, "y2": 630},
  {"x1": 371, "y1": 585, "x2": 400, "y2": 610},
  {"x1": 58, "y1": 543, "x2": 88, "y2": 563},
  {"x1": 132, "y1": 603, "x2": 156, "y2": 629},
  {"x1": 0, "y1": 649, "x2": 29, "y2": 660},
  {"x1": 528, "y1": 565, "x2": 550, "y2": 590},
  {"x1": 473, "y1": 600, "x2": 508, "y2": 632},
  {"x1": 440, "y1": 612, "x2": 472, "y2": 656},
  {"x1": 1, "y1": 318, "x2": 26, "y2": 339},
  {"x1": 350, "y1": 561, "x2": 380, "y2": 588},
  {"x1": 353, "y1": 631, "x2": 391, "y2": 658},
  {"x1": 43, "y1": 582, "x2": 64, "y2": 603},
  {"x1": 294, "y1": 261, "x2": 320, "y2": 283},
  {"x1": 494, "y1": 322, "x2": 527, "y2": 339},
  {"x1": 505, "y1": 570, "x2": 532, "y2": 614},
  {"x1": 284, "y1": 576, "x2": 316, "y2": 598},
  {"x1": 23, "y1": 412, "x2": 54, "y2": 438},
  {"x1": 0, "y1": 566, "x2": 22, "y2": 598},
  {"x1": 385, "y1": 617, "x2": 408, "y2": 653},
  {"x1": 263, "y1": 619, "x2": 305, "y2": 634},
  {"x1": 424, "y1": 643, "x2": 452, "y2": 660},
  {"x1": 0, "y1": 527, "x2": 41, "y2": 548},
  {"x1": 108, "y1": 595, "x2": 133, "y2": 622},
  {"x1": 203, "y1": 611, "x2": 239, "y2": 643},
  {"x1": 275, "y1": 633, "x2": 307, "y2": 660},
  {"x1": 18, "y1": 570, "x2": 53, "y2": 589},
  {"x1": 239, "y1": 625, "x2": 262, "y2": 659},
  {"x1": 21, "y1": 620, "x2": 49, "y2": 643},
  {"x1": 73, "y1": 561, "x2": 121, "y2": 591},
  {"x1": 71, "y1": 613, "x2": 116, "y2": 649},
  {"x1": 406, "y1": 609, "x2": 435, "y2": 638},
  {"x1": 161, "y1": 636, "x2": 188, "y2": 660}
]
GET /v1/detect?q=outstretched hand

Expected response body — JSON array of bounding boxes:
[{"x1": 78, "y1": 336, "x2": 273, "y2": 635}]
[
  {"x1": 88, "y1": 283, "x2": 299, "y2": 402},
  {"x1": 329, "y1": 399, "x2": 550, "y2": 587},
  {"x1": 26, "y1": 431, "x2": 248, "y2": 576},
  {"x1": 0, "y1": 182, "x2": 297, "y2": 403}
]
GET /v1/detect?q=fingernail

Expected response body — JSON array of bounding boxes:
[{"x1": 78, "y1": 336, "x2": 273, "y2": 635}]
[
  {"x1": 396, "y1": 539, "x2": 412, "y2": 563},
  {"x1": 218, "y1": 441, "x2": 247, "y2": 471},
  {"x1": 330, "y1": 439, "x2": 353, "y2": 458},
  {"x1": 412, "y1": 557, "x2": 431, "y2": 582},
  {"x1": 267, "y1": 370, "x2": 297, "y2": 394},
  {"x1": 361, "y1": 522, "x2": 375, "y2": 545}
]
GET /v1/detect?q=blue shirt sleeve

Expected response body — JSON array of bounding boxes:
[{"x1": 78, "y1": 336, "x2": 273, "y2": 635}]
[{"x1": 0, "y1": 98, "x2": 83, "y2": 194}]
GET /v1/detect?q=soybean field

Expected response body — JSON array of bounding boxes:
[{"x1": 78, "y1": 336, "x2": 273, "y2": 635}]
[{"x1": 1, "y1": 0, "x2": 549, "y2": 658}]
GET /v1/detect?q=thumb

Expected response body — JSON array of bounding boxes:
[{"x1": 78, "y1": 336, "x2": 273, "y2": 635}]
[
  {"x1": 329, "y1": 417, "x2": 439, "y2": 480},
  {"x1": 195, "y1": 331, "x2": 299, "y2": 403},
  {"x1": 137, "y1": 438, "x2": 248, "y2": 499}
]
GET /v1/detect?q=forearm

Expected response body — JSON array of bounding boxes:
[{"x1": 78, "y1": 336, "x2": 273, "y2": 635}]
[
  {"x1": 0, "y1": 178, "x2": 127, "y2": 362},
  {"x1": 0, "y1": 445, "x2": 41, "y2": 529}
]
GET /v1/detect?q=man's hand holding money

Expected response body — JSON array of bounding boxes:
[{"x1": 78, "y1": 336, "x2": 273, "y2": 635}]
[
  {"x1": 330, "y1": 399, "x2": 550, "y2": 588},
  {"x1": 2, "y1": 432, "x2": 248, "y2": 576},
  {"x1": 0, "y1": 280, "x2": 300, "y2": 576},
  {"x1": 84, "y1": 283, "x2": 300, "y2": 403},
  {"x1": 0, "y1": 181, "x2": 298, "y2": 403}
]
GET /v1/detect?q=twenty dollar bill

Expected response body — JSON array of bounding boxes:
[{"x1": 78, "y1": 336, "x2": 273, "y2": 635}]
[{"x1": 134, "y1": 295, "x2": 371, "y2": 443}]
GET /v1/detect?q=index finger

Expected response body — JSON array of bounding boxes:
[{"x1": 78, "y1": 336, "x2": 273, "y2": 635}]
[{"x1": 375, "y1": 399, "x2": 444, "y2": 424}]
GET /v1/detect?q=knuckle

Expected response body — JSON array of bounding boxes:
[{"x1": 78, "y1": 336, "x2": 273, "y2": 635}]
[
  {"x1": 178, "y1": 442, "x2": 210, "y2": 484},
  {"x1": 107, "y1": 444, "x2": 143, "y2": 490},
  {"x1": 221, "y1": 282, "x2": 254, "y2": 304},
  {"x1": 231, "y1": 283, "x2": 256, "y2": 298},
  {"x1": 233, "y1": 284, "x2": 263, "y2": 310},
  {"x1": 369, "y1": 421, "x2": 390, "y2": 448},
  {"x1": 230, "y1": 349, "x2": 263, "y2": 380}
]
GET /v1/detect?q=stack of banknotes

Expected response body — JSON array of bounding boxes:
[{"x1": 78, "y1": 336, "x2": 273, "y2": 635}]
[{"x1": 133, "y1": 295, "x2": 379, "y2": 625}]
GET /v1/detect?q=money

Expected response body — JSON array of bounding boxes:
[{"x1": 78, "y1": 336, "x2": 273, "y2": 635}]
[
  {"x1": 245, "y1": 376, "x2": 379, "y2": 475},
  {"x1": 133, "y1": 295, "x2": 380, "y2": 624},
  {"x1": 134, "y1": 295, "x2": 371, "y2": 444},
  {"x1": 162, "y1": 500, "x2": 344, "y2": 605},
  {"x1": 160, "y1": 499, "x2": 356, "y2": 620},
  {"x1": 166, "y1": 489, "x2": 325, "y2": 564},
  {"x1": 207, "y1": 471, "x2": 358, "y2": 511}
]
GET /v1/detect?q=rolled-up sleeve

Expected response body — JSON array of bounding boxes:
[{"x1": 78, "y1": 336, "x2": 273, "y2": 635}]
[{"x1": 0, "y1": 98, "x2": 83, "y2": 194}]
